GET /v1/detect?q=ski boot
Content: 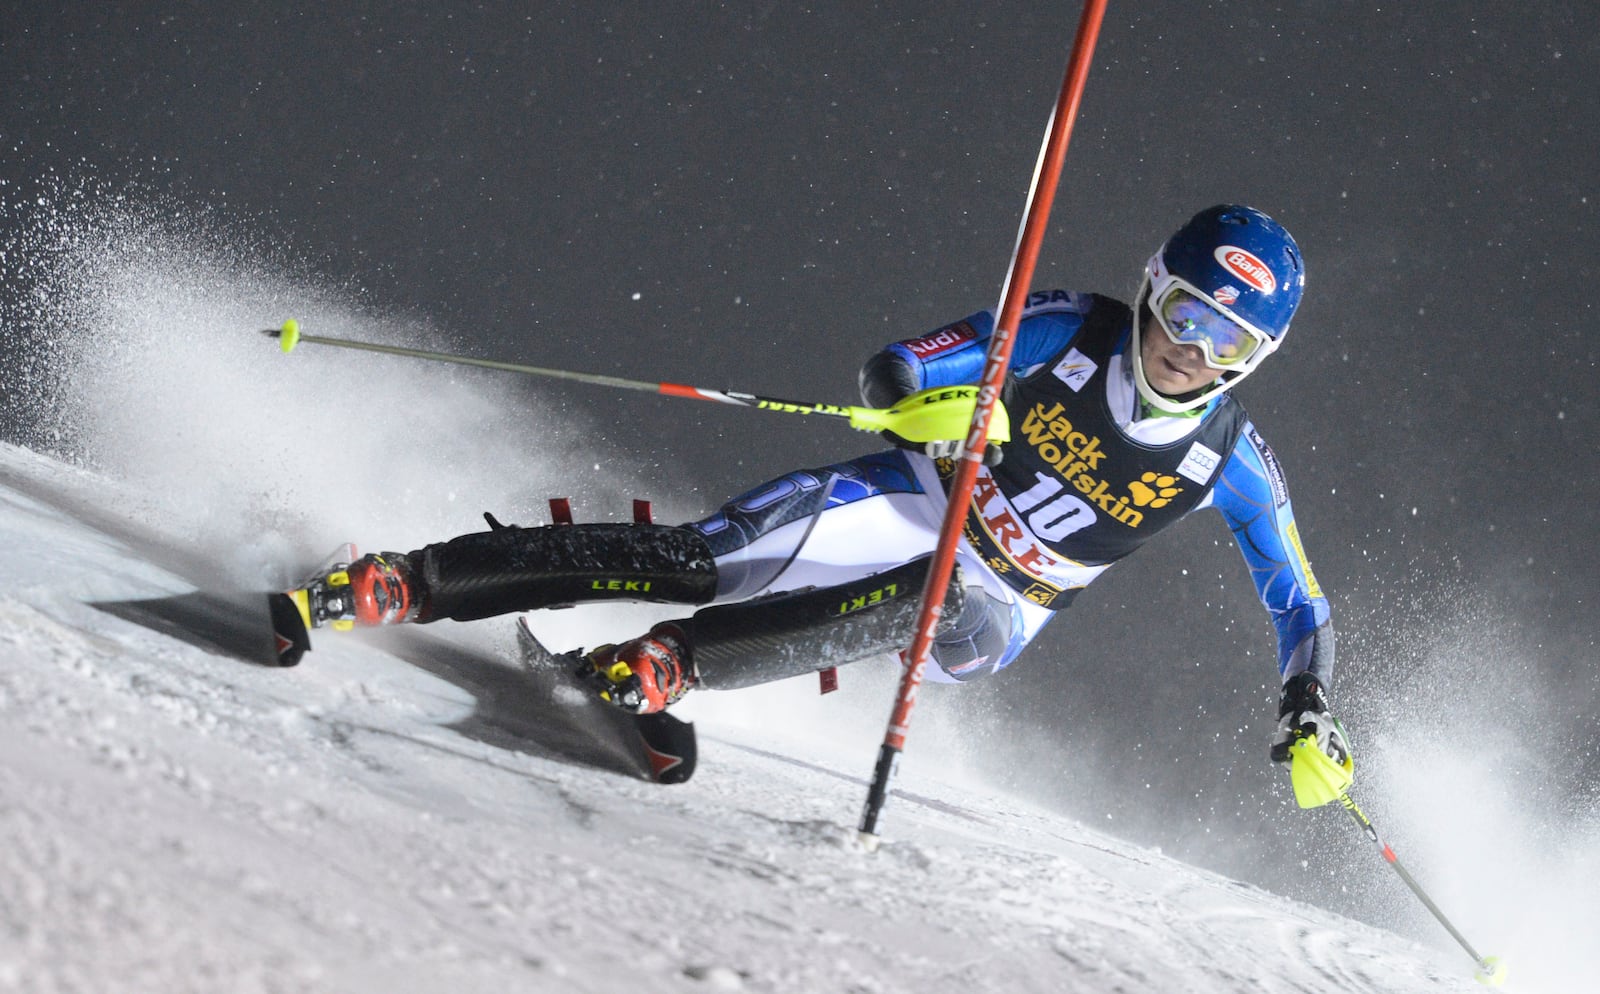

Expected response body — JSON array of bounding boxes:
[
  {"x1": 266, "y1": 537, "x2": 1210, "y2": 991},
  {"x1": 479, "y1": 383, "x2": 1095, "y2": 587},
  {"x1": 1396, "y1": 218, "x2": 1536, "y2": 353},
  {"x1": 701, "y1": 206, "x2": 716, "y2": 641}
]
[
  {"x1": 581, "y1": 622, "x2": 695, "y2": 714},
  {"x1": 292, "y1": 552, "x2": 422, "y2": 632}
]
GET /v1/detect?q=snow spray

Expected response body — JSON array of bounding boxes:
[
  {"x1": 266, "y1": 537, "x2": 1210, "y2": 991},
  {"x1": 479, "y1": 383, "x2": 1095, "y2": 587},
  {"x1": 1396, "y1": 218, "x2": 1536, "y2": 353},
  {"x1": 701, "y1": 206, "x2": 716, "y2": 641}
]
[{"x1": 0, "y1": 172, "x2": 663, "y2": 588}]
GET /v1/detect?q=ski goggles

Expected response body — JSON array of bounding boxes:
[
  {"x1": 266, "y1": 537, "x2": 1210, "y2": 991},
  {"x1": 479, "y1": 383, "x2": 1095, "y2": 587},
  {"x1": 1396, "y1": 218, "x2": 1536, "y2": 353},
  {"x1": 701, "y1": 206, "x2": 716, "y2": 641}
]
[{"x1": 1150, "y1": 284, "x2": 1268, "y2": 368}]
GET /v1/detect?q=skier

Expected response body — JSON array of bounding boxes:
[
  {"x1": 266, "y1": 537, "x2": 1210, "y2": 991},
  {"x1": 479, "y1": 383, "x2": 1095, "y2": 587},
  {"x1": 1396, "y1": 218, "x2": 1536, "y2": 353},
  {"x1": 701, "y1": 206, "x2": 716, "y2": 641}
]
[{"x1": 293, "y1": 204, "x2": 1349, "y2": 774}]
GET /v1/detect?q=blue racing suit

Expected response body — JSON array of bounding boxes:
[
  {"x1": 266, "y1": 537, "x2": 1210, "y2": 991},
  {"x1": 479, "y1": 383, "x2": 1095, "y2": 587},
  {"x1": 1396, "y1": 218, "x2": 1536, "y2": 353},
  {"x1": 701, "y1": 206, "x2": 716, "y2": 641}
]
[{"x1": 687, "y1": 289, "x2": 1334, "y2": 688}]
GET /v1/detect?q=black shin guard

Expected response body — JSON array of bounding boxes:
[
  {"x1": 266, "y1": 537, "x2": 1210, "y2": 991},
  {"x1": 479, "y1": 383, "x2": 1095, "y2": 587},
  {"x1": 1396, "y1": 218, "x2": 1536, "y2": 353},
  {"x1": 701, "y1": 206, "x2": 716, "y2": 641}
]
[
  {"x1": 686, "y1": 555, "x2": 962, "y2": 690},
  {"x1": 413, "y1": 523, "x2": 718, "y2": 622}
]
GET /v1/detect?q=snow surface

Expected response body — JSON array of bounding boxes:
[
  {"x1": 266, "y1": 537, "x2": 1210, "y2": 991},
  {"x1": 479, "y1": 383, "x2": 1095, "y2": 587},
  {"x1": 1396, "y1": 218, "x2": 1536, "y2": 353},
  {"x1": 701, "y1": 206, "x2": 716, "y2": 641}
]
[{"x1": 0, "y1": 440, "x2": 1509, "y2": 994}]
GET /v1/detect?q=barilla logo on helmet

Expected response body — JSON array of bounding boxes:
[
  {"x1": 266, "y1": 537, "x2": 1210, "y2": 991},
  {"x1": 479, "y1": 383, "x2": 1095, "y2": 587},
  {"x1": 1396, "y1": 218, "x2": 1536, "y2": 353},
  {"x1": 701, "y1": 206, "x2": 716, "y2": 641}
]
[{"x1": 1214, "y1": 246, "x2": 1276, "y2": 293}]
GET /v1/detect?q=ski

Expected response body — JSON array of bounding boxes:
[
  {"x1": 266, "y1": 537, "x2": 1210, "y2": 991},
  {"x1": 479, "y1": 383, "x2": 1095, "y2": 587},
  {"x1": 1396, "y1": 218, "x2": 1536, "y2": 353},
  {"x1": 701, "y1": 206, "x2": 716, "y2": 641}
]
[
  {"x1": 264, "y1": 500, "x2": 696, "y2": 782},
  {"x1": 514, "y1": 615, "x2": 697, "y2": 784}
]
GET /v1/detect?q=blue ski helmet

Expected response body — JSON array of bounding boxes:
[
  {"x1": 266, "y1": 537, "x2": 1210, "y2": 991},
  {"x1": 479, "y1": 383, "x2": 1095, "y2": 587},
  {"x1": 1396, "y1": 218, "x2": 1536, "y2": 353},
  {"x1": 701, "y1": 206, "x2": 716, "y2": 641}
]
[{"x1": 1131, "y1": 204, "x2": 1305, "y2": 413}]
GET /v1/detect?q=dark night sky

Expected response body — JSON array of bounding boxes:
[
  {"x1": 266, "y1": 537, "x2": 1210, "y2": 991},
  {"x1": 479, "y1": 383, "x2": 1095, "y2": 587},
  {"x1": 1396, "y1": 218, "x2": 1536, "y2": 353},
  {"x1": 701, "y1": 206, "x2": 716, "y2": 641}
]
[{"x1": 5, "y1": 3, "x2": 1597, "y2": 900}]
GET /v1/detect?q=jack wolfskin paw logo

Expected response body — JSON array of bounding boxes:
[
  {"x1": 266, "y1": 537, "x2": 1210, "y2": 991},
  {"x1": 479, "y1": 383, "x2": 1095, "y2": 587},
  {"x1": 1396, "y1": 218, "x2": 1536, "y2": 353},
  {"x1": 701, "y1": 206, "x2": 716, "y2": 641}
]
[
  {"x1": 1127, "y1": 472, "x2": 1183, "y2": 508},
  {"x1": 1022, "y1": 583, "x2": 1059, "y2": 606}
]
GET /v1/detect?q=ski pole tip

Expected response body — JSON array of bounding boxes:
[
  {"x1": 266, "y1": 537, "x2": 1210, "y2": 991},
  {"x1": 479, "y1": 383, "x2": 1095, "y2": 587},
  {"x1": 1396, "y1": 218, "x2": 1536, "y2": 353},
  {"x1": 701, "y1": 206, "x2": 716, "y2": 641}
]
[
  {"x1": 259, "y1": 319, "x2": 300, "y2": 351},
  {"x1": 856, "y1": 830, "x2": 882, "y2": 854},
  {"x1": 1474, "y1": 955, "x2": 1508, "y2": 987}
]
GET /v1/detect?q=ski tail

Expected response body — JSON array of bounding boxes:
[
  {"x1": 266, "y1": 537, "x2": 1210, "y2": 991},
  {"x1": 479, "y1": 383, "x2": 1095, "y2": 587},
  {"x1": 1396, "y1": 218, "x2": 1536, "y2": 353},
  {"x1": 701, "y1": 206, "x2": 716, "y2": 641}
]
[
  {"x1": 635, "y1": 713, "x2": 697, "y2": 784},
  {"x1": 266, "y1": 543, "x2": 358, "y2": 667},
  {"x1": 268, "y1": 590, "x2": 313, "y2": 666}
]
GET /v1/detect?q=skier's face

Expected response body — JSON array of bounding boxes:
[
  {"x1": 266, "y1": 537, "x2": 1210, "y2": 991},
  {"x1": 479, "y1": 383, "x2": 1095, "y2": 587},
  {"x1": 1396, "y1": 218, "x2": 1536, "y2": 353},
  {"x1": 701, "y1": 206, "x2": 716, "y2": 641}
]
[{"x1": 1141, "y1": 314, "x2": 1221, "y2": 396}]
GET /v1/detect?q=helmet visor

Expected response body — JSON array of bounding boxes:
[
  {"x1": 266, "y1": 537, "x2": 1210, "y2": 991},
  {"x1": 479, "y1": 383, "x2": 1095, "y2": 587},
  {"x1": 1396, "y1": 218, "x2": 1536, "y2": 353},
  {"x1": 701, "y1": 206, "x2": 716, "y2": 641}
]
[{"x1": 1151, "y1": 285, "x2": 1266, "y2": 368}]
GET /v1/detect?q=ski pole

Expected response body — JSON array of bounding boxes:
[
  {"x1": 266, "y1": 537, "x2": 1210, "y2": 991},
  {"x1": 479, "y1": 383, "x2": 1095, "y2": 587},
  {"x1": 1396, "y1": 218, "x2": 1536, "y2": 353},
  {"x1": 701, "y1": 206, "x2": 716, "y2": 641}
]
[
  {"x1": 259, "y1": 320, "x2": 1008, "y2": 446},
  {"x1": 1338, "y1": 791, "x2": 1508, "y2": 987},
  {"x1": 857, "y1": 0, "x2": 1109, "y2": 850},
  {"x1": 1288, "y1": 735, "x2": 1506, "y2": 985}
]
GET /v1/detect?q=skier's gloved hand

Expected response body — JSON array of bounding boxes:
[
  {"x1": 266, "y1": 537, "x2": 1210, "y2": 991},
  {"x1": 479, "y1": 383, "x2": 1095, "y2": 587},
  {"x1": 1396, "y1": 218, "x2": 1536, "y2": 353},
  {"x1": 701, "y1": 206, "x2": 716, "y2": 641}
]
[
  {"x1": 880, "y1": 430, "x2": 1004, "y2": 467},
  {"x1": 1270, "y1": 672, "x2": 1351, "y2": 767}
]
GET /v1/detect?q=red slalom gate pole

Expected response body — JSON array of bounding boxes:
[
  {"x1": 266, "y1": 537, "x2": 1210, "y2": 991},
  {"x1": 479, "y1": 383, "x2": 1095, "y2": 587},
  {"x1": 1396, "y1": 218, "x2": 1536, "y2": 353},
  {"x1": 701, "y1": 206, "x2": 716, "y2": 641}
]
[{"x1": 857, "y1": 0, "x2": 1109, "y2": 849}]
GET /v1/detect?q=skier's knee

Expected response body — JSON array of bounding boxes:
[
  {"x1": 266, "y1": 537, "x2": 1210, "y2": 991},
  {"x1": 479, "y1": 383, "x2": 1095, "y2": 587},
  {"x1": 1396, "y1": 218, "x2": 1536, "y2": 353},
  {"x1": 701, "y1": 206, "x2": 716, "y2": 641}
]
[
  {"x1": 928, "y1": 585, "x2": 1019, "y2": 682},
  {"x1": 687, "y1": 452, "x2": 922, "y2": 601},
  {"x1": 688, "y1": 468, "x2": 837, "y2": 599}
]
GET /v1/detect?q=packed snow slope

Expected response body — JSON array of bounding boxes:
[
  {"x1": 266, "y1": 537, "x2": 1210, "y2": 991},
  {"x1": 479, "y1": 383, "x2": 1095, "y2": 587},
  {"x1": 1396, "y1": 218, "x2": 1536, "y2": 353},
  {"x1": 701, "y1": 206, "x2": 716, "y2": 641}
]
[{"x1": 0, "y1": 441, "x2": 1504, "y2": 994}]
